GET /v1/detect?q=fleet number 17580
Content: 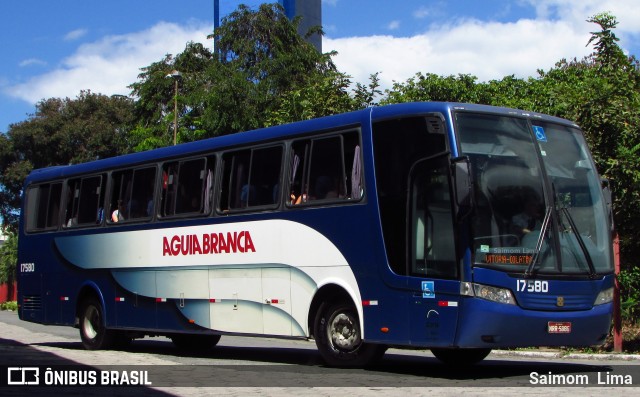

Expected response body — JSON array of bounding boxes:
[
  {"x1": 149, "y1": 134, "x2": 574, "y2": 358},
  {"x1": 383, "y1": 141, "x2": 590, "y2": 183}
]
[{"x1": 516, "y1": 279, "x2": 549, "y2": 293}]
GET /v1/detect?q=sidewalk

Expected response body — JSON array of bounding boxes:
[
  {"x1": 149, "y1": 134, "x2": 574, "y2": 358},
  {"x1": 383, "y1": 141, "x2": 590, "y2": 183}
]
[
  {"x1": 492, "y1": 349, "x2": 640, "y2": 361},
  {"x1": 2, "y1": 311, "x2": 640, "y2": 396}
]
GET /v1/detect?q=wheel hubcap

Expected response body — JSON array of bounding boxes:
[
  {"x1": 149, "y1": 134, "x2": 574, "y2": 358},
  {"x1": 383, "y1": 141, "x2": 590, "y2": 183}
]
[
  {"x1": 83, "y1": 306, "x2": 99, "y2": 340},
  {"x1": 329, "y1": 312, "x2": 360, "y2": 351}
]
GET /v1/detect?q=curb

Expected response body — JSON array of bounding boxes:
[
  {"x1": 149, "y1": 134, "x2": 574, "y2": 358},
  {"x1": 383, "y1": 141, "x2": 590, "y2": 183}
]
[{"x1": 492, "y1": 349, "x2": 640, "y2": 361}]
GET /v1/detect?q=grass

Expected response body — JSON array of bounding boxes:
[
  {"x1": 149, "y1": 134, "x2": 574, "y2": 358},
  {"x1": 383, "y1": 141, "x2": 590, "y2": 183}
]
[{"x1": 0, "y1": 301, "x2": 17, "y2": 311}]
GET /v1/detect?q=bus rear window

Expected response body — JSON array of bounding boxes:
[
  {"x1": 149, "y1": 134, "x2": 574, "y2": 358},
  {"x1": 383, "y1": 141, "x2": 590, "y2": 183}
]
[{"x1": 25, "y1": 182, "x2": 63, "y2": 232}]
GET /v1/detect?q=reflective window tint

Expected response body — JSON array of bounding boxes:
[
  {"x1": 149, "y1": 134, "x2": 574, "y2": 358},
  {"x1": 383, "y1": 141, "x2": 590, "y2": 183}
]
[
  {"x1": 63, "y1": 175, "x2": 105, "y2": 227},
  {"x1": 288, "y1": 130, "x2": 362, "y2": 206},
  {"x1": 160, "y1": 157, "x2": 212, "y2": 217},
  {"x1": 25, "y1": 182, "x2": 63, "y2": 232},
  {"x1": 219, "y1": 146, "x2": 283, "y2": 211},
  {"x1": 109, "y1": 167, "x2": 156, "y2": 223}
]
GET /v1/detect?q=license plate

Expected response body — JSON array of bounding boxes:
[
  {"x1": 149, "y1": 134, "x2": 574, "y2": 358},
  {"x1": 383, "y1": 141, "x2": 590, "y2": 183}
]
[{"x1": 548, "y1": 321, "x2": 572, "y2": 334}]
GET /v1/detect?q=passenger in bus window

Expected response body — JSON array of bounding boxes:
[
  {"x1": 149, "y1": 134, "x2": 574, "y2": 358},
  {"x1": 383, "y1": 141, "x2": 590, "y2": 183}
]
[
  {"x1": 111, "y1": 200, "x2": 125, "y2": 222},
  {"x1": 290, "y1": 191, "x2": 302, "y2": 205}
]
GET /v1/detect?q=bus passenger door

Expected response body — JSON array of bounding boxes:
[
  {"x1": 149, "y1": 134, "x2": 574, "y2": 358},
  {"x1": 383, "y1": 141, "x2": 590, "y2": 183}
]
[{"x1": 407, "y1": 156, "x2": 460, "y2": 346}]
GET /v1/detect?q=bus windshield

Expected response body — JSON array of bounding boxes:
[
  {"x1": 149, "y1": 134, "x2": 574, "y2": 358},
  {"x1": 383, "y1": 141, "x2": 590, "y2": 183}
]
[{"x1": 456, "y1": 112, "x2": 613, "y2": 276}]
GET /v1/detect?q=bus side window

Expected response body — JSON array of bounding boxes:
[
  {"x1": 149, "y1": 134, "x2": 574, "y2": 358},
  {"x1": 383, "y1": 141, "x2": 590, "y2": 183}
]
[
  {"x1": 289, "y1": 141, "x2": 309, "y2": 205},
  {"x1": 250, "y1": 146, "x2": 282, "y2": 206},
  {"x1": 25, "y1": 182, "x2": 63, "y2": 232},
  {"x1": 202, "y1": 156, "x2": 215, "y2": 215},
  {"x1": 64, "y1": 179, "x2": 80, "y2": 227},
  {"x1": 288, "y1": 130, "x2": 362, "y2": 206},
  {"x1": 129, "y1": 167, "x2": 156, "y2": 220},
  {"x1": 219, "y1": 146, "x2": 282, "y2": 212},
  {"x1": 175, "y1": 158, "x2": 206, "y2": 215},
  {"x1": 161, "y1": 157, "x2": 210, "y2": 217},
  {"x1": 65, "y1": 175, "x2": 105, "y2": 227},
  {"x1": 108, "y1": 167, "x2": 156, "y2": 223},
  {"x1": 76, "y1": 175, "x2": 105, "y2": 226},
  {"x1": 109, "y1": 170, "x2": 132, "y2": 223},
  {"x1": 220, "y1": 149, "x2": 250, "y2": 211},
  {"x1": 161, "y1": 162, "x2": 179, "y2": 217}
]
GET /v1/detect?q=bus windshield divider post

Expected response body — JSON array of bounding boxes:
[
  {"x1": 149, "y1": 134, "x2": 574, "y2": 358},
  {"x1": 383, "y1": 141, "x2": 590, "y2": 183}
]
[{"x1": 525, "y1": 206, "x2": 553, "y2": 278}]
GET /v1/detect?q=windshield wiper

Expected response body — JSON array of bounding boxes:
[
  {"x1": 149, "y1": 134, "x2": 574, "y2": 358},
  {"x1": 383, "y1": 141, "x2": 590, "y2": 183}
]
[
  {"x1": 559, "y1": 207, "x2": 597, "y2": 278},
  {"x1": 524, "y1": 205, "x2": 553, "y2": 278}
]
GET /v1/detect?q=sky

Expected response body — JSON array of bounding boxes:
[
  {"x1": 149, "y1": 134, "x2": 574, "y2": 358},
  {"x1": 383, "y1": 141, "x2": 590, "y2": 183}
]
[{"x1": 1, "y1": 0, "x2": 639, "y2": 134}]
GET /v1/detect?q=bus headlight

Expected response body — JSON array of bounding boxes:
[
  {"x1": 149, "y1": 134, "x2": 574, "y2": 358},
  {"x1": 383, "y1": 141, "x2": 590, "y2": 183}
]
[
  {"x1": 594, "y1": 287, "x2": 614, "y2": 306},
  {"x1": 460, "y1": 282, "x2": 516, "y2": 305}
]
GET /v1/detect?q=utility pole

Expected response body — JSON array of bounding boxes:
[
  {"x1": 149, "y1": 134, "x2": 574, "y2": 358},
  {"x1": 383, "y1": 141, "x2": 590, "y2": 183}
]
[{"x1": 166, "y1": 70, "x2": 181, "y2": 146}]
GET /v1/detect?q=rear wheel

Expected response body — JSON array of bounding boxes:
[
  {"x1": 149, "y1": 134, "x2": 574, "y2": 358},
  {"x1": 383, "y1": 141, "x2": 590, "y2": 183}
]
[
  {"x1": 79, "y1": 297, "x2": 115, "y2": 350},
  {"x1": 430, "y1": 348, "x2": 491, "y2": 365},
  {"x1": 314, "y1": 302, "x2": 386, "y2": 367}
]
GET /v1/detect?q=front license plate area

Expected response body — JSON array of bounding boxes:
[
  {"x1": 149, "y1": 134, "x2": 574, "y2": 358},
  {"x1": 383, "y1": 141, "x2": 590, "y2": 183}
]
[{"x1": 548, "y1": 321, "x2": 572, "y2": 334}]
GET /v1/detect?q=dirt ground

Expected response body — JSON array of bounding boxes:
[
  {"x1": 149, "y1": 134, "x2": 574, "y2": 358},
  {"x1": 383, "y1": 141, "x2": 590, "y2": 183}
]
[{"x1": 599, "y1": 322, "x2": 640, "y2": 353}]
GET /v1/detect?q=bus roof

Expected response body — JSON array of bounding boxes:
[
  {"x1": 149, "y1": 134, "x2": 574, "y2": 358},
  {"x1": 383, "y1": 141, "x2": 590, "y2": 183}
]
[{"x1": 24, "y1": 102, "x2": 578, "y2": 185}]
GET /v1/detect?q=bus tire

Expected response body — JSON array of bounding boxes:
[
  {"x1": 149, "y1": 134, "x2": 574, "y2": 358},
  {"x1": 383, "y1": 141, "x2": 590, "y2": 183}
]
[
  {"x1": 79, "y1": 297, "x2": 115, "y2": 350},
  {"x1": 171, "y1": 334, "x2": 221, "y2": 351},
  {"x1": 314, "y1": 302, "x2": 386, "y2": 367},
  {"x1": 430, "y1": 348, "x2": 491, "y2": 366}
]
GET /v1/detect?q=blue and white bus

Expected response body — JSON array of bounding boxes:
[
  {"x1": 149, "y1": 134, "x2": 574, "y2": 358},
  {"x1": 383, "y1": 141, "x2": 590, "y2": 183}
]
[{"x1": 18, "y1": 102, "x2": 614, "y2": 366}]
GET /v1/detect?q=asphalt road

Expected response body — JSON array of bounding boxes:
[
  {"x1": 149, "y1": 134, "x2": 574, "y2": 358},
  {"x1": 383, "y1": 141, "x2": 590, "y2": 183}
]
[{"x1": 1, "y1": 310, "x2": 639, "y2": 396}]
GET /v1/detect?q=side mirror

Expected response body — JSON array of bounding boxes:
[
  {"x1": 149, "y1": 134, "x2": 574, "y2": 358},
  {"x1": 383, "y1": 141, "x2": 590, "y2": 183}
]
[{"x1": 451, "y1": 156, "x2": 474, "y2": 220}]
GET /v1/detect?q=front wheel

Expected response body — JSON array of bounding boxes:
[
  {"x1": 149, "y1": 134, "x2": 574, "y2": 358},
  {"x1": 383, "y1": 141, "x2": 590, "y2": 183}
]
[
  {"x1": 79, "y1": 297, "x2": 115, "y2": 350},
  {"x1": 314, "y1": 302, "x2": 386, "y2": 367},
  {"x1": 430, "y1": 348, "x2": 491, "y2": 365}
]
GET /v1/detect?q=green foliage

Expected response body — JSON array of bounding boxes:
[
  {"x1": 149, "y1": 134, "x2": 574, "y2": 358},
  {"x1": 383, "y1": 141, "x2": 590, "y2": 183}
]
[
  {"x1": 0, "y1": 301, "x2": 17, "y2": 311},
  {"x1": 8, "y1": 91, "x2": 135, "y2": 166},
  {"x1": 352, "y1": 73, "x2": 383, "y2": 108},
  {"x1": 2, "y1": 5, "x2": 640, "y2": 273},
  {"x1": 0, "y1": 91, "x2": 135, "y2": 231},
  {"x1": 264, "y1": 69, "x2": 358, "y2": 126},
  {"x1": 0, "y1": 231, "x2": 17, "y2": 285},
  {"x1": 383, "y1": 12, "x2": 640, "y2": 266},
  {"x1": 618, "y1": 267, "x2": 640, "y2": 323},
  {"x1": 129, "y1": 43, "x2": 217, "y2": 150},
  {"x1": 382, "y1": 73, "x2": 490, "y2": 105},
  {"x1": 130, "y1": 3, "x2": 339, "y2": 147}
]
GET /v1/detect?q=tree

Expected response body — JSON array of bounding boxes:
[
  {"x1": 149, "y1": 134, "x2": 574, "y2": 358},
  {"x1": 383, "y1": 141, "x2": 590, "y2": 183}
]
[
  {"x1": 129, "y1": 42, "x2": 217, "y2": 150},
  {"x1": 380, "y1": 13, "x2": 640, "y2": 264},
  {"x1": 130, "y1": 3, "x2": 345, "y2": 148},
  {"x1": 533, "y1": 13, "x2": 640, "y2": 264},
  {"x1": 0, "y1": 230, "x2": 17, "y2": 293},
  {"x1": 0, "y1": 91, "x2": 135, "y2": 231},
  {"x1": 383, "y1": 73, "x2": 491, "y2": 105}
]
